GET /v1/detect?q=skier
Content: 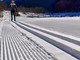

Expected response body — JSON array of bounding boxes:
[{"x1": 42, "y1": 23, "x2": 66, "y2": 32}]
[{"x1": 9, "y1": 0, "x2": 17, "y2": 21}]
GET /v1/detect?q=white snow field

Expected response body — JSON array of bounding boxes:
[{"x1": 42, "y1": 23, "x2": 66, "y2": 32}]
[
  {"x1": 16, "y1": 13, "x2": 80, "y2": 59},
  {"x1": 16, "y1": 15, "x2": 80, "y2": 38},
  {"x1": 0, "y1": 12, "x2": 57, "y2": 60},
  {"x1": 1, "y1": 21, "x2": 58, "y2": 60},
  {"x1": 0, "y1": 11, "x2": 79, "y2": 60}
]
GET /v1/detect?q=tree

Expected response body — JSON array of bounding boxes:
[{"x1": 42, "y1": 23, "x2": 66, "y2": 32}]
[{"x1": 18, "y1": 6, "x2": 44, "y2": 13}]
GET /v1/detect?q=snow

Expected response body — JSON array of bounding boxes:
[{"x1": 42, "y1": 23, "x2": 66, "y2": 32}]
[
  {"x1": 17, "y1": 22, "x2": 80, "y2": 51},
  {"x1": 1, "y1": 11, "x2": 80, "y2": 60},
  {"x1": 0, "y1": 16, "x2": 4, "y2": 38},
  {"x1": 20, "y1": 21, "x2": 80, "y2": 42},
  {"x1": 17, "y1": 13, "x2": 80, "y2": 21},
  {"x1": 0, "y1": 11, "x2": 10, "y2": 37},
  {"x1": 18, "y1": 12, "x2": 78, "y2": 22},
  {"x1": 2, "y1": 18, "x2": 56, "y2": 60},
  {"x1": 17, "y1": 12, "x2": 80, "y2": 20},
  {"x1": 11, "y1": 22, "x2": 77, "y2": 60},
  {"x1": 16, "y1": 13, "x2": 80, "y2": 38}
]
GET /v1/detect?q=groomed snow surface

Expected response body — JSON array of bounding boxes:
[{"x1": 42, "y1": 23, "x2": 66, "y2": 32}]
[
  {"x1": 0, "y1": 11, "x2": 80, "y2": 60},
  {"x1": 1, "y1": 21, "x2": 57, "y2": 60}
]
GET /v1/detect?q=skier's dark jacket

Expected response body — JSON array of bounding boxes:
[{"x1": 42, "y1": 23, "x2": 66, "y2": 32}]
[
  {"x1": 11, "y1": 5, "x2": 16, "y2": 12},
  {"x1": 8, "y1": 3, "x2": 17, "y2": 12}
]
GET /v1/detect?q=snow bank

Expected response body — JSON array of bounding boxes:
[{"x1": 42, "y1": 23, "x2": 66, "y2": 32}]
[{"x1": 16, "y1": 13, "x2": 80, "y2": 22}]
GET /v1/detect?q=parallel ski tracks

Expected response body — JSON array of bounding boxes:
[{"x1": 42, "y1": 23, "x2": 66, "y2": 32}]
[
  {"x1": 1, "y1": 21, "x2": 56, "y2": 60},
  {"x1": 14, "y1": 21, "x2": 80, "y2": 59}
]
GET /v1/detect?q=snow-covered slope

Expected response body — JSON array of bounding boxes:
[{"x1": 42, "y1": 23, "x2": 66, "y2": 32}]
[
  {"x1": 16, "y1": 14, "x2": 80, "y2": 38},
  {"x1": 1, "y1": 11, "x2": 79, "y2": 60}
]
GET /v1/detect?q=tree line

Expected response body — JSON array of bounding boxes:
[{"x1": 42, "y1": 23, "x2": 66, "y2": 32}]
[{"x1": 17, "y1": 6, "x2": 44, "y2": 13}]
